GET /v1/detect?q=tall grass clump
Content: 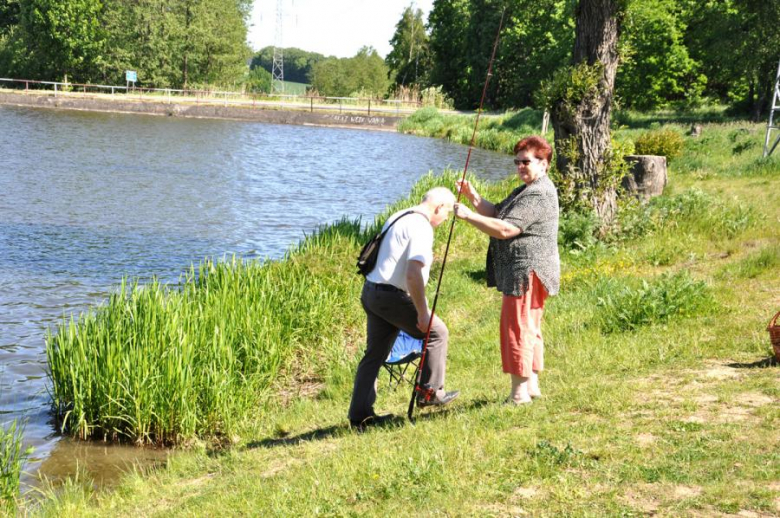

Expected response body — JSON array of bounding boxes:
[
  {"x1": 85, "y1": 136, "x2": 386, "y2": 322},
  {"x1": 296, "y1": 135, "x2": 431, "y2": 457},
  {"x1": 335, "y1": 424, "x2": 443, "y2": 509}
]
[
  {"x1": 47, "y1": 246, "x2": 360, "y2": 445},
  {"x1": 591, "y1": 271, "x2": 715, "y2": 333},
  {"x1": 615, "y1": 188, "x2": 756, "y2": 241},
  {"x1": 1, "y1": 419, "x2": 33, "y2": 512},
  {"x1": 717, "y1": 245, "x2": 780, "y2": 279}
]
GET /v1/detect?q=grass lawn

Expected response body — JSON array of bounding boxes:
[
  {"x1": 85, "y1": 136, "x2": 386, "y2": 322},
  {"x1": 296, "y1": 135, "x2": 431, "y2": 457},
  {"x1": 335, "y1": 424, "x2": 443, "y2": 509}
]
[{"x1": 22, "y1": 113, "x2": 780, "y2": 517}]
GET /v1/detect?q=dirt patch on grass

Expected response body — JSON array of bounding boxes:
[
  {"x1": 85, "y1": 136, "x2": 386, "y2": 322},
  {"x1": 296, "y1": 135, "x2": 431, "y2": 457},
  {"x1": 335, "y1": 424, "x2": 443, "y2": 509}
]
[
  {"x1": 673, "y1": 485, "x2": 703, "y2": 499},
  {"x1": 622, "y1": 485, "x2": 661, "y2": 515},
  {"x1": 634, "y1": 361, "x2": 777, "y2": 426},
  {"x1": 475, "y1": 503, "x2": 528, "y2": 516},
  {"x1": 635, "y1": 432, "x2": 657, "y2": 447},
  {"x1": 702, "y1": 362, "x2": 742, "y2": 380},
  {"x1": 623, "y1": 483, "x2": 703, "y2": 515},
  {"x1": 512, "y1": 486, "x2": 540, "y2": 499},
  {"x1": 277, "y1": 375, "x2": 326, "y2": 406}
]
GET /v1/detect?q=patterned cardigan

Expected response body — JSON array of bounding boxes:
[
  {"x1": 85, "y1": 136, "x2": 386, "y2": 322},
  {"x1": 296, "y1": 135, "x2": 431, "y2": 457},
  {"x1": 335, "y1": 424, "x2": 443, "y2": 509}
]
[{"x1": 486, "y1": 174, "x2": 560, "y2": 297}]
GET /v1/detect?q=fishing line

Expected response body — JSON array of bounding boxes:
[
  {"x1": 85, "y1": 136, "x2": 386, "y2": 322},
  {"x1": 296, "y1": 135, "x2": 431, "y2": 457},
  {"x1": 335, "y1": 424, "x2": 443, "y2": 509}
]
[{"x1": 408, "y1": 7, "x2": 506, "y2": 422}]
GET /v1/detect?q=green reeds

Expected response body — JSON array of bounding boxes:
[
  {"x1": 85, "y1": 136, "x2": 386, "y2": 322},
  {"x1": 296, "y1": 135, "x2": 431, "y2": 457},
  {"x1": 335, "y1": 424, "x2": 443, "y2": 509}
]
[
  {"x1": 46, "y1": 247, "x2": 360, "y2": 445},
  {"x1": 1, "y1": 419, "x2": 32, "y2": 512}
]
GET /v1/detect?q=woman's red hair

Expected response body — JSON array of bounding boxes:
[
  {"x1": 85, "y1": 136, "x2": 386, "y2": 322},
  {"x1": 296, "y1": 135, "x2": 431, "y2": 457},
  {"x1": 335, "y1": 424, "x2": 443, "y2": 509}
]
[{"x1": 514, "y1": 136, "x2": 553, "y2": 163}]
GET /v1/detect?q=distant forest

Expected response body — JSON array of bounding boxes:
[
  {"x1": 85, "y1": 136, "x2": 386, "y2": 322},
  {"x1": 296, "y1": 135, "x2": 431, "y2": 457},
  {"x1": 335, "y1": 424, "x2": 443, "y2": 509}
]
[{"x1": 1, "y1": 0, "x2": 777, "y2": 115}]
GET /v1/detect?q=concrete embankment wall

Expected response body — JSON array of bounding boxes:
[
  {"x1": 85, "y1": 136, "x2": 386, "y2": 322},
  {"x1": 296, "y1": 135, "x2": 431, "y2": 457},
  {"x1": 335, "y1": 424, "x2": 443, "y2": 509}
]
[{"x1": 0, "y1": 91, "x2": 402, "y2": 131}]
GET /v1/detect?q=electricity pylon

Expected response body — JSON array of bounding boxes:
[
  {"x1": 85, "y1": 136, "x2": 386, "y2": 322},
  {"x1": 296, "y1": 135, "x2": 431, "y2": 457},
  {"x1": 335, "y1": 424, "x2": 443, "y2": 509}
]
[{"x1": 271, "y1": 0, "x2": 284, "y2": 94}]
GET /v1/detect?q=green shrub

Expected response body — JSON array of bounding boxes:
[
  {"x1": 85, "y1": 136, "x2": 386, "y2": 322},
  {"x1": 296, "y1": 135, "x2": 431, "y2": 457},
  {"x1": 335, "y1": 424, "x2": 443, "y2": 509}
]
[
  {"x1": 593, "y1": 272, "x2": 715, "y2": 333},
  {"x1": 634, "y1": 128, "x2": 685, "y2": 159},
  {"x1": 559, "y1": 210, "x2": 599, "y2": 252}
]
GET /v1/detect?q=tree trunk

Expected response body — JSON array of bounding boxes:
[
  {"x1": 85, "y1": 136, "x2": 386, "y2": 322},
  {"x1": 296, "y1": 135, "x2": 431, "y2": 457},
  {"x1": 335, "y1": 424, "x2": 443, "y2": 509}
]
[{"x1": 551, "y1": 0, "x2": 621, "y2": 227}]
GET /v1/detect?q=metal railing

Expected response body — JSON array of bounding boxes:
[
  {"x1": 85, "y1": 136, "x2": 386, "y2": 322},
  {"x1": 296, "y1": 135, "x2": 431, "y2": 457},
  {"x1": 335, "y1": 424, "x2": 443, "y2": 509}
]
[{"x1": 0, "y1": 77, "x2": 427, "y2": 117}]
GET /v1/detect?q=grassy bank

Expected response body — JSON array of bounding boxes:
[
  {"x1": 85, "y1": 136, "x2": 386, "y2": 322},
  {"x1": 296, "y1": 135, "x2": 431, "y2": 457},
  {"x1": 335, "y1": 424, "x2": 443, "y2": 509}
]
[{"x1": 26, "y1": 113, "x2": 780, "y2": 516}]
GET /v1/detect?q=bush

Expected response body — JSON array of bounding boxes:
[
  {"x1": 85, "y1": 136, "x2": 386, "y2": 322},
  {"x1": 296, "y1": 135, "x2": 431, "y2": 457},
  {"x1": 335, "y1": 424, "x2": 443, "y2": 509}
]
[
  {"x1": 634, "y1": 128, "x2": 685, "y2": 159},
  {"x1": 593, "y1": 272, "x2": 714, "y2": 333},
  {"x1": 559, "y1": 210, "x2": 600, "y2": 252}
]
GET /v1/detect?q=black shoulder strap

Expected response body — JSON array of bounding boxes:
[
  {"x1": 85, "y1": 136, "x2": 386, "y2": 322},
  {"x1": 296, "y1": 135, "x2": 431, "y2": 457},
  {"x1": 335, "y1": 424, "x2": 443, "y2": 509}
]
[{"x1": 378, "y1": 210, "x2": 420, "y2": 238}]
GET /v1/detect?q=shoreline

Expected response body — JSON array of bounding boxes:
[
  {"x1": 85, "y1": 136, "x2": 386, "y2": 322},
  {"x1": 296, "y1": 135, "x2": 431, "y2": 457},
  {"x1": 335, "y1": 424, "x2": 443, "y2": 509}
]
[{"x1": 0, "y1": 90, "x2": 403, "y2": 131}]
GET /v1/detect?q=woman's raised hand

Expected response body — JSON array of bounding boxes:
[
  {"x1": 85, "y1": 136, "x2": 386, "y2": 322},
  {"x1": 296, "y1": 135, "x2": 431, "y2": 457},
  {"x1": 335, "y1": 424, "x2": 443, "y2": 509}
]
[
  {"x1": 455, "y1": 179, "x2": 477, "y2": 202},
  {"x1": 453, "y1": 202, "x2": 473, "y2": 221}
]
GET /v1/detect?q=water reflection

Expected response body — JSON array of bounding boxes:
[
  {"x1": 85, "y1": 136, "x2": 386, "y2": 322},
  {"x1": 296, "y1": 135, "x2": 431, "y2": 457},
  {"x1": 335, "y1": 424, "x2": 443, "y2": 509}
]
[{"x1": 0, "y1": 104, "x2": 512, "y2": 486}]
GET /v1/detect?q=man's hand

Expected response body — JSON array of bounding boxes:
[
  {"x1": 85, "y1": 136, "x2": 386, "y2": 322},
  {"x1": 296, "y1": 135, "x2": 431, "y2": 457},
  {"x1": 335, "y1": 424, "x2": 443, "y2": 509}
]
[{"x1": 417, "y1": 311, "x2": 442, "y2": 333}]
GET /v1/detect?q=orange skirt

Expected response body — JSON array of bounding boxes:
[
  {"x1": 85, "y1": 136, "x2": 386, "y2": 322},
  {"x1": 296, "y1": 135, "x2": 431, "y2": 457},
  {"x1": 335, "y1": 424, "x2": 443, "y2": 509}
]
[{"x1": 500, "y1": 272, "x2": 548, "y2": 377}]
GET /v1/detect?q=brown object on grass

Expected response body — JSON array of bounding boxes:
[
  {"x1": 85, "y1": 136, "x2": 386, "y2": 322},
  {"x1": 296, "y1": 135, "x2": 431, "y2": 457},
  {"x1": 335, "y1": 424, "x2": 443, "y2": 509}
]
[{"x1": 768, "y1": 311, "x2": 780, "y2": 361}]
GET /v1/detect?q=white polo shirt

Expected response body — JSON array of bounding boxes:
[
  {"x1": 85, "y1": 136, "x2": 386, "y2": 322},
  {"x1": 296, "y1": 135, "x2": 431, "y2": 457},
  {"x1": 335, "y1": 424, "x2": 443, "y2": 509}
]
[{"x1": 366, "y1": 210, "x2": 433, "y2": 292}]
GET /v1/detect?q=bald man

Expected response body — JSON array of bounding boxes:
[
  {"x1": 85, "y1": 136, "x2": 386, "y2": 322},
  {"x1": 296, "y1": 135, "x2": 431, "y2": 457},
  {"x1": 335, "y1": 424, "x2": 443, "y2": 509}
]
[{"x1": 348, "y1": 187, "x2": 460, "y2": 429}]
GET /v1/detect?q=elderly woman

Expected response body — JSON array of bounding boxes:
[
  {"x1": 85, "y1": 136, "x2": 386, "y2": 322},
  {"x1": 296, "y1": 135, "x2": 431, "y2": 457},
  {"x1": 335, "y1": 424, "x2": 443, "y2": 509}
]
[{"x1": 454, "y1": 135, "x2": 560, "y2": 404}]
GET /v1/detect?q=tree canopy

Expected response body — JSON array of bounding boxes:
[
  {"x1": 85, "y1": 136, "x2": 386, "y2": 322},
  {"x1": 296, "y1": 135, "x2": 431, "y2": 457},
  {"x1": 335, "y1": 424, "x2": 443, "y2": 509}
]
[
  {"x1": 0, "y1": 0, "x2": 251, "y2": 89},
  {"x1": 310, "y1": 46, "x2": 389, "y2": 98},
  {"x1": 409, "y1": 0, "x2": 780, "y2": 115}
]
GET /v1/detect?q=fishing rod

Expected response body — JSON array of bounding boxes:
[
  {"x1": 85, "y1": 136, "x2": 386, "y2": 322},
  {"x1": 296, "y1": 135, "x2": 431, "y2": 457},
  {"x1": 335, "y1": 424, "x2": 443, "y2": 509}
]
[{"x1": 408, "y1": 7, "x2": 506, "y2": 422}]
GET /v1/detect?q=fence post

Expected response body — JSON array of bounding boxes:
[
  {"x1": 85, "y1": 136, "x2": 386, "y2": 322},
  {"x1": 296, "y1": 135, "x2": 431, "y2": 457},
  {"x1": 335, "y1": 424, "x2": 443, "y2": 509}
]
[
  {"x1": 339, "y1": 99, "x2": 342, "y2": 114},
  {"x1": 311, "y1": 97, "x2": 313, "y2": 113},
  {"x1": 368, "y1": 99, "x2": 371, "y2": 116},
  {"x1": 54, "y1": 83, "x2": 57, "y2": 97}
]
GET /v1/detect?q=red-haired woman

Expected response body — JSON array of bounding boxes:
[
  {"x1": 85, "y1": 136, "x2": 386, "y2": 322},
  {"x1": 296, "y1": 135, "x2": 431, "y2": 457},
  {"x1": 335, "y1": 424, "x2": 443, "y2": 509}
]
[{"x1": 454, "y1": 136, "x2": 560, "y2": 404}]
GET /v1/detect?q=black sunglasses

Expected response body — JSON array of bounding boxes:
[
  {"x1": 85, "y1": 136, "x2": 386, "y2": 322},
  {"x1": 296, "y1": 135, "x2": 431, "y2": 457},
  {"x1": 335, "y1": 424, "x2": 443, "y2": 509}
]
[{"x1": 513, "y1": 158, "x2": 536, "y2": 166}]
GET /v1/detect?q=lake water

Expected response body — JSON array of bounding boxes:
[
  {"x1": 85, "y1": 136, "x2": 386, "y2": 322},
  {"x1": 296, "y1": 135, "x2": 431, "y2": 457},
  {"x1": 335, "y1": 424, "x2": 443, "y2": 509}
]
[{"x1": 0, "y1": 104, "x2": 512, "y2": 485}]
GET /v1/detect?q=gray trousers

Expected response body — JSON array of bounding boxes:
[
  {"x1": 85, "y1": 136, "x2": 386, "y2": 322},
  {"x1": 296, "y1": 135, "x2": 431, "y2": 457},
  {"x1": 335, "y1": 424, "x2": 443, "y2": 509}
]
[{"x1": 348, "y1": 281, "x2": 449, "y2": 422}]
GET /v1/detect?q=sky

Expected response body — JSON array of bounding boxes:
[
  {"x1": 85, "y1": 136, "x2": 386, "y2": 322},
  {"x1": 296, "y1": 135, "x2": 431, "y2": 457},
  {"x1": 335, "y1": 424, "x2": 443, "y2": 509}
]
[{"x1": 248, "y1": 0, "x2": 434, "y2": 58}]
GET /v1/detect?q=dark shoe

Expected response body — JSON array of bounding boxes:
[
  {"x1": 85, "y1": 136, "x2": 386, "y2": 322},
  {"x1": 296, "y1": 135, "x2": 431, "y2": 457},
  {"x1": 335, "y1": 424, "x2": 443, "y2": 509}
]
[
  {"x1": 417, "y1": 390, "x2": 460, "y2": 408},
  {"x1": 349, "y1": 413, "x2": 394, "y2": 431}
]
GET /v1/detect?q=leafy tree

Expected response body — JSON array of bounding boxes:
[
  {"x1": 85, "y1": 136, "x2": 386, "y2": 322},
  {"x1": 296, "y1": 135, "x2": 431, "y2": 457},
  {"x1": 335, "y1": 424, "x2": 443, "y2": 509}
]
[
  {"x1": 0, "y1": 0, "x2": 19, "y2": 35},
  {"x1": 386, "y1": 5, "x2": 431, "y2": 88},
  {"x1": 243, "y1": 65, "x2": 271, "y2": 93},
  {"x1": 251, "y1": 46, "x2": 326, "y2": 84},
  {"x1": 684, "y1": 0, "x2": 780, "y2": 119},
  {"x1": 16, "y1": 0, "x2": 105, "y2": 81},
  {"x1": 616, "y1": 0, "x2": 706, "y2": 110},
  {"x1": 495, "y1": 0, "x2": 574, "y2": 108},
  {"x1": 183, "y1": 0, "x2": 251, "y2": 88},
  {"x1": 310, "y1": 46, "x2": 389, "y2": 97},
  {"x1": 428, "y1": 0, "x2": 571, "y2": 110},
  {"x1": 427, "y1": 0, "x2": 471, "y2": 107}
]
